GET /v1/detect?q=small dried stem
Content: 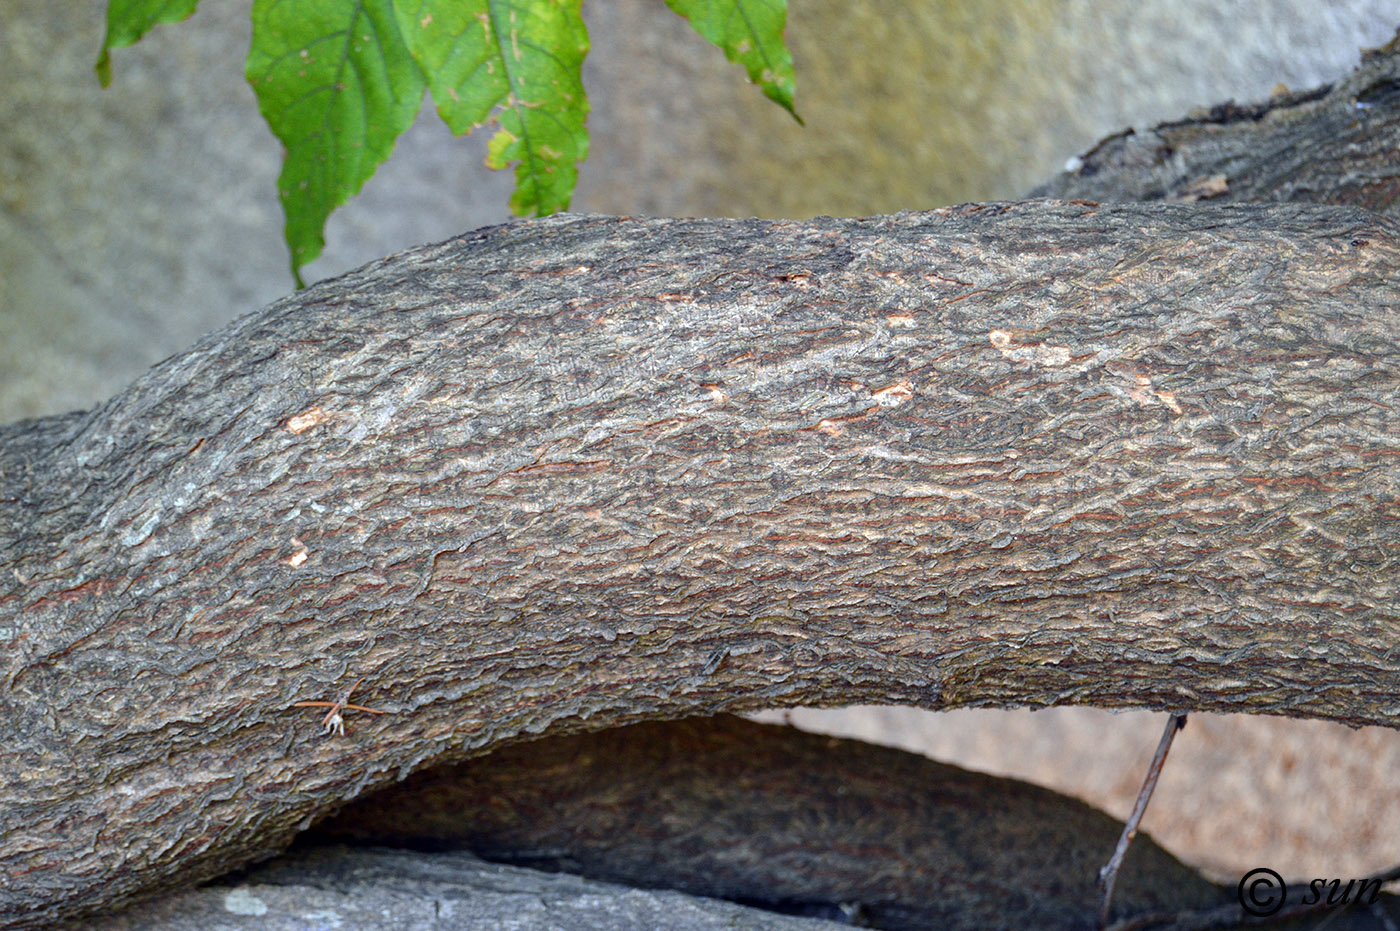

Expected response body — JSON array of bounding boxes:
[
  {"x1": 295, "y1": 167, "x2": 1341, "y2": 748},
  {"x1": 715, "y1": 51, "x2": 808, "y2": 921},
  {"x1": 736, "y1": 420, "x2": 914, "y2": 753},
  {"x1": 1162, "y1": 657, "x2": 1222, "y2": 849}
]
[
  {"x1": 1098, "y1": 712, "x2": 1188, "y2": 929},
  {"x1": 292, "y1": 678, "x2": 388, "y2": 735}
]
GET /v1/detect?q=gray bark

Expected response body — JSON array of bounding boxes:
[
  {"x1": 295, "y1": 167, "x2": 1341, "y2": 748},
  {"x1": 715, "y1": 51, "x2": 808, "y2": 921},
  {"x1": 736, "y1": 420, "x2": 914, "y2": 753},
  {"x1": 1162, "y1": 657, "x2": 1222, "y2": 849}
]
[
  {"x1": 57, "y1": 846, "x2": 854, "y2": 931},
  {"x1": 3, "y1": 199, "x2": 1399, "y2": 927}
]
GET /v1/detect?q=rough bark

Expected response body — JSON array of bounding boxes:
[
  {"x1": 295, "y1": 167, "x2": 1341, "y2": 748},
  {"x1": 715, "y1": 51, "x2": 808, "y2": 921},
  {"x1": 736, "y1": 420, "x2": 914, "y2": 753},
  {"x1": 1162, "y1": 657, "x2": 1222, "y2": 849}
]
[
  {"x1": 2, "y1": 200, "x2": 1399, "y2": 927},
  {"x1": 1032, "y1": 33, "x2": 1400, "y2": 213},
  {"x1": 310, "y1": 715, "x2": 1228, "y2": 930}
]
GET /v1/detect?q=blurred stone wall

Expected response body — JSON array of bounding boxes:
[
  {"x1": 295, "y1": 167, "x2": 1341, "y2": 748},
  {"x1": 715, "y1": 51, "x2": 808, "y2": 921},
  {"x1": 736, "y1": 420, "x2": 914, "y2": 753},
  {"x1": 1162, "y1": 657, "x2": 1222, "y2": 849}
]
[{"x1": 4, "y1": 0, "x2": 1397, "y2": 887}]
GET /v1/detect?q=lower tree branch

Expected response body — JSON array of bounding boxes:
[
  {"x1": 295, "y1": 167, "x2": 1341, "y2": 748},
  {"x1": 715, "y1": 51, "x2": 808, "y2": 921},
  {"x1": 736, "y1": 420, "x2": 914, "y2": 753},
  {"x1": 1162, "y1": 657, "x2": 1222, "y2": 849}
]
[
  {"x1": 63, "y1": 846, "x2": 850, "y2": 931},
  {"x1": 2, "y1": 200, "x2": 1398, "y2": 927}
]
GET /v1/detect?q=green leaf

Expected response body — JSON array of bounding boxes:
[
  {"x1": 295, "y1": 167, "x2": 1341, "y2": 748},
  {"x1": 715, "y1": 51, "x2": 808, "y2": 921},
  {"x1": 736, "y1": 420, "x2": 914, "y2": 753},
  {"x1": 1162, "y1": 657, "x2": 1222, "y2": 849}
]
[
  {"x1": 394, "y1": 0, "x2": 589, "y2": 217},
  {"x1": 96, "y1": 0, "x2": 201, "y2": 87},
  {"x1": 246, "y1": 0, "x2": 427, "y2": 284},
  {"x1": 664, "y1": 0, "x2": 800, "y2": 122}
]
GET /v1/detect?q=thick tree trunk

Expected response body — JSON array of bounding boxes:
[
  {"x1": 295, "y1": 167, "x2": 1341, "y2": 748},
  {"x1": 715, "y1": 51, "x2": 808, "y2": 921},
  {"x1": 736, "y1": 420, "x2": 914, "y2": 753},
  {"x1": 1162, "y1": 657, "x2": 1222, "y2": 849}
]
[
  {"x1": 308, "y1": 715, "x2": 1228, "y2": 930},
  {"x1": 3, "y1": 200, "x2": 1399, "y2": 927}
]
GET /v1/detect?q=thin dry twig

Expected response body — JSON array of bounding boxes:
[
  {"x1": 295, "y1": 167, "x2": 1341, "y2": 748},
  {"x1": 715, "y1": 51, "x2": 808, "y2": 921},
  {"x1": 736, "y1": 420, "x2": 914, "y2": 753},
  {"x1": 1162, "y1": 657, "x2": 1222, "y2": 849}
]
[
  {"x1": 292, "y1": 677, "x2": 388, "y2": 736},
  {"x1": 1098, "y1": 712, "x2": 1189, "y2": 929}
]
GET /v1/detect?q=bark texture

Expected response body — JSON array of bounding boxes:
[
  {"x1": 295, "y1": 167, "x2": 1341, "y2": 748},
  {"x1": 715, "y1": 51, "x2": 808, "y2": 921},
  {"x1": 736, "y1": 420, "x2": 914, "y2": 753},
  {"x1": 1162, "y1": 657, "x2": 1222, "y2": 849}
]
[
  {"x1": 1032, "y1": 33, "x2": 1400, "y2": 213},
  {"x1": 3, "y1": 200, "x2": 1400, "y2": 926}
]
